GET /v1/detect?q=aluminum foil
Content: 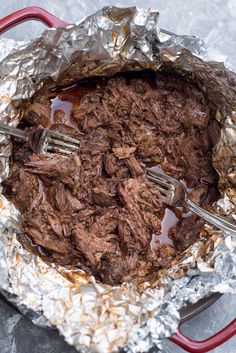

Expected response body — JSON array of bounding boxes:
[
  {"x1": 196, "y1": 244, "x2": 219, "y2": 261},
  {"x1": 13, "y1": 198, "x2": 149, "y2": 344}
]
[{"x1": 0, "y1": 6, "x2": 235, "y2": 353}]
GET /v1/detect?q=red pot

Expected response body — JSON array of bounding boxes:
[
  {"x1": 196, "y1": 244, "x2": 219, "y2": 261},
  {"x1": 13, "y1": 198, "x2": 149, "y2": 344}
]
[{"x1": 0, "y1": 6, "x2": 235, "y2": 353}]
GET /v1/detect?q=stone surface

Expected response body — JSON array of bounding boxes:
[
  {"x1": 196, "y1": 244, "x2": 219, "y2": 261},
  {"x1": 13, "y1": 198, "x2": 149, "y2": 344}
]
[
  {"x1": 0, "y1": 297, "x2": 77, "y2": 353},
  {"x1": 0, "y1": 1, "x2": 235, "y2": 353}
]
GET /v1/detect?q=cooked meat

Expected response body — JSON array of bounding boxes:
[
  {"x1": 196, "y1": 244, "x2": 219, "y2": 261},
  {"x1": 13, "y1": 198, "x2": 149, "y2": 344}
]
[
  {"x1": 113, "y1": 146, "x2": 136, "y2": 159},
  {"x1": 125, "y1": 156, "x2": 144, "y2": 177},
  {"x1": 169, "y1": 215, "x2": 206, "y2": 251},
  {"x1": 209, "y1": 120, "x2": 221, "y2": 146},
  {"x1": 25, "y1": 93, "x2": 54, "y2": 128},
  {"x1": 25, "y1": 154, "x2": 81, "y2": 188},
  {"x1": 3, "y1": 71, "x2": 219, "y2": 285}
]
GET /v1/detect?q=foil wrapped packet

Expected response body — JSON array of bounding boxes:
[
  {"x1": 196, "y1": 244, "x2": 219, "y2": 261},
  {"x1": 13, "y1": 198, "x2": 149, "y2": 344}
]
[{"x1": 0, "y1": 6, "x2": 235, "y2": 353}]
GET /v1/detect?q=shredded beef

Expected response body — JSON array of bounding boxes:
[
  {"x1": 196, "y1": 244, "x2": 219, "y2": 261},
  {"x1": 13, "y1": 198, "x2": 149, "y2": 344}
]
[{"x1": 3, "y1": 71, "x2": 220, "y2": 285}]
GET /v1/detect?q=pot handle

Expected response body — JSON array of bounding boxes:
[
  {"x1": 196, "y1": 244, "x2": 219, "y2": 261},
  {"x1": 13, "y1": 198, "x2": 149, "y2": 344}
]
[
  {"x1": 170, "y1": 318, "x2": 236, "y2": 353},
  {"x1": 0, "y1": 6, "x2": 69, "y2": 33}
]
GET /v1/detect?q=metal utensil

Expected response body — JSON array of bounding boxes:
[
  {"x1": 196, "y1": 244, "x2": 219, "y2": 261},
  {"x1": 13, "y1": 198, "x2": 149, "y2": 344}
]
[
  {"x1": 0, "y1": 122, "x2": 80, "y2": 155},
  {"x1": 146, "y1": 168, "x2": 236, "y2": 236}
]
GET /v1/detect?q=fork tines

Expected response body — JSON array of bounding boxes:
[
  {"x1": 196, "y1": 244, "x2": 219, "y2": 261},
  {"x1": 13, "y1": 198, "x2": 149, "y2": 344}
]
[
  {"x1": 146, "y1": 169, "x2": 172, "y2": 187},
  {"x1": 46, "y1": 130, "x2": 80, "y2": 155},
  {"x1": 146, "y1": 168, "x2": 176, "y2": 186},
  {"x1": 146, "y1": 168, "x2": 175, "y2": 204}
]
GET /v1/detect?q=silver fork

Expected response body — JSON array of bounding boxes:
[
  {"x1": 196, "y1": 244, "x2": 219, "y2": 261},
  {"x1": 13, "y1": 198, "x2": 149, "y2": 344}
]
[
  {"x1": 0, "y1": 121, "x2": 80, "y2": 155},
  {"x1": 146, "y1": 168, "x2": 236, "y2": 236}
]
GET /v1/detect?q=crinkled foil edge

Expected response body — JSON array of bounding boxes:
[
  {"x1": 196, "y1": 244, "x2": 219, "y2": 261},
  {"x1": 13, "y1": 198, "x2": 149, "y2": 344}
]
[{"x1": 0, "y1": 6, "x2": 235, "y2": 353}]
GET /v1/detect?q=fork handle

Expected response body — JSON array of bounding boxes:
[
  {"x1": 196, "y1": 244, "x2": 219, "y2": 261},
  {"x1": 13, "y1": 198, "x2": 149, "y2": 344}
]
[
  {"x1": 0, "y1": 121, "x2": 29, "y2": 141},
  {"x1": 185, "y1": 198, "x2": 236, "y2": 236}
]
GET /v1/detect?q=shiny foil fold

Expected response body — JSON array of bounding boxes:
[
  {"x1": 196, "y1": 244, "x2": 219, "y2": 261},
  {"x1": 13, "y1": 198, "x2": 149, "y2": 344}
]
[{"x1": 0, "y1": 6, "x2": 235, "y2": 353}]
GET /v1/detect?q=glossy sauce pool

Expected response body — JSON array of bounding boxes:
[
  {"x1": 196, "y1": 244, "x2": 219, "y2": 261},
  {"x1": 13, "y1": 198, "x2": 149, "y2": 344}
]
[
  {"x1": 50, "y1": 80, "x2": 105, "y2": 131},
  {"x1": 148, "y1": 166, "x2": 192, "y2": 249},
  {"x1": 150, "y1": 206, "x2": 192, "y2": 250},
  {"x1": 50, "y1": 84, "x2": 192, "y2": 251}
]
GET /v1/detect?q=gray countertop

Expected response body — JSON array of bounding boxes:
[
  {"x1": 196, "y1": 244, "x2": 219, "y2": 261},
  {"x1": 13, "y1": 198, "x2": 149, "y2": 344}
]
[
  {"x1": 0, "y1": 293, "x2": 235, "y2": 353},
  {"x1": 0, "y1": 1, "x2": 236, "y2": 352}
]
